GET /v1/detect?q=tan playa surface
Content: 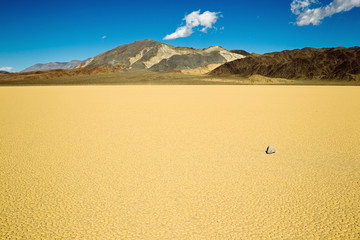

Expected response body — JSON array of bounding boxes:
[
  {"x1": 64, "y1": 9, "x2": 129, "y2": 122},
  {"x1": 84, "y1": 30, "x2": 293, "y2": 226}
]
[{"x1": 0, "y1": 86, "x2": 359, "y2": 239}]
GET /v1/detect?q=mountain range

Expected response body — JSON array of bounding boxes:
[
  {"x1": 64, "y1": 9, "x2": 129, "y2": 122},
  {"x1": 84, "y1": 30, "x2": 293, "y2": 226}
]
[{"x1": 9, "y1": 39, "x2": 360, "y2": 83}]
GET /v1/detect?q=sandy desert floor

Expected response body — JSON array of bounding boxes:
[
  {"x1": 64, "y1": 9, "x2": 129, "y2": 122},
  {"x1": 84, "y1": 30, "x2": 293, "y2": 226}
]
[{"x1": 0, "y1": 86, "x2": 359, "y2": 239}]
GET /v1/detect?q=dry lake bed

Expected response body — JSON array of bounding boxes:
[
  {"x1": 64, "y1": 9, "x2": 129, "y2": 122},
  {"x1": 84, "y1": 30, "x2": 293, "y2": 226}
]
[{"x1": 0, "y1": 86, "x2": 359, "y2": 239}]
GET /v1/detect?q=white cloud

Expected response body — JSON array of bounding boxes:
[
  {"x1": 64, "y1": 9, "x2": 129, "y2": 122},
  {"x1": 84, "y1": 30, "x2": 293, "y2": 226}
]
[
  {"x1": 291, "y1": 0, "x2": 360, "y2": 26},
  {"x1": 0, "y1": 67, "x2": 13, "y2": 72},
  {"x1": 291, "y1": 0, "x2": 318, "y2": 15},
  {"x1": 102, "y1": 35, "x2": 107, "y2": 39},
  {"x1": 163, "y1": 10, "x2": 221, "y2": 40}
]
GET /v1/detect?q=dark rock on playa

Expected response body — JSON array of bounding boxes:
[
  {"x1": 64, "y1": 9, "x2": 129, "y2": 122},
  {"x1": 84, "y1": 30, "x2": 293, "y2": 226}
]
[{"x1": 266, "y1": 145, "x2": 276, "y2": 154}]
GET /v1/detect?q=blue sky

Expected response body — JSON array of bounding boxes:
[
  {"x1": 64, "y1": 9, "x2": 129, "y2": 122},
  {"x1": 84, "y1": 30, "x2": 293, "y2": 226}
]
[{"x1": 1, "y1": 0, "x2": 359, "y2": 72}]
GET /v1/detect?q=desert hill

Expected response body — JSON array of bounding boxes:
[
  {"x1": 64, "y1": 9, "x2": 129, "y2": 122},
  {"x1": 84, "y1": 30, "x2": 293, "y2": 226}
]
[
  {"x1": 210, "y1": 47, "x2": 360, "y2": 80},
  {"x1": 21, "y1": 60, "x2": 83, "y2": 72},
  {"x1": 0, "y1": 71, "x2": 10, "y2": 74},
  {"x1": 78, "y1": 39, "x2": 245, "y2": 72}
]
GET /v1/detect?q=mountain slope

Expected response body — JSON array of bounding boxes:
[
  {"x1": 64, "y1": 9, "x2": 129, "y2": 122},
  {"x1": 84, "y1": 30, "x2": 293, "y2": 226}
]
[
  {"x1": 21, "y1": 60, "x2": 83, "y2": 72},
  {"x1": 230, "y1": 50, "x2": 252, "y2": 56},
  {"x1": 78, "y1": 39, "x2": 246, "y2": 72},
  {"x1": 210, "y1": 47, "x2": 360, "y2": 80},
  {"x1": 150, "y1": 46, "x2": 243, "y2": 72}
]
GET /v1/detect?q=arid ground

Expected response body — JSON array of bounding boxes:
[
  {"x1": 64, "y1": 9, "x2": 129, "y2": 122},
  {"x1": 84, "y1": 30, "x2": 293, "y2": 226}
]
[{"x1": 0, "y1": 86, "x2": 359, "y2": 239}]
